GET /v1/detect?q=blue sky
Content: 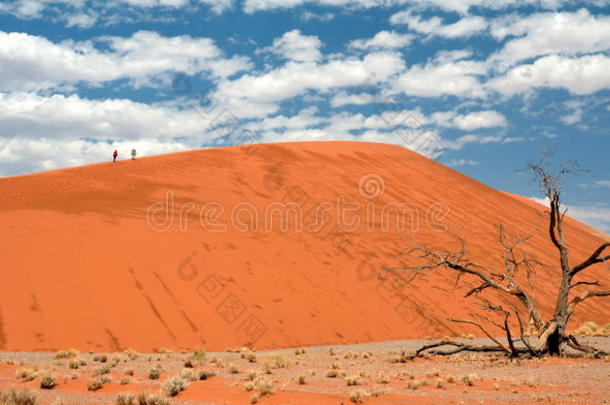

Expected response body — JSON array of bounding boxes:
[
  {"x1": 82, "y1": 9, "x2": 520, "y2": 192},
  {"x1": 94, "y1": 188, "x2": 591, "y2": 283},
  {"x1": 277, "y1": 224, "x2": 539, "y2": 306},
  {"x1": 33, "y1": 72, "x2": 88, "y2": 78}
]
[{"x1": 0, "y1": 0, "x2": 609, "y2": 231}]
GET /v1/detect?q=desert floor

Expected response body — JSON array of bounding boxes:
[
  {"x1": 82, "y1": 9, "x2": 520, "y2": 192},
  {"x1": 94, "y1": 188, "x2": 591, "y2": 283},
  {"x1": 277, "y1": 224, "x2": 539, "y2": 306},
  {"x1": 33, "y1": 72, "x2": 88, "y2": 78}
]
[{"x1": 1, "y1": 337, "x2": 609, "y2": 405}]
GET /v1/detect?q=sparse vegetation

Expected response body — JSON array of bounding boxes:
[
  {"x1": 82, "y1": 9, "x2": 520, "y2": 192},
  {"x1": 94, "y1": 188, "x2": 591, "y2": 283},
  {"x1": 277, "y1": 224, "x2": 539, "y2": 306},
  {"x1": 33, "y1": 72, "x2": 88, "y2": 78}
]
[
  {"x1": 263, "y1": 354, "x2": 289, "y2": 373},
  {"x1": 116, "y1": 394, "x2": 135, "y2": 405},
  {"x1": 197, "y1": 369, "x2": 216, "y2": 381},
  {"x1": 94, "y1": 364, "x2": 112, "y2": 376},
  {"x1": 346, "y1": 375, "x2": 365, "y2": 386},
  {"x1": 0, "y1": 388, "x2": 37, "y2": 405},
  {"x1": 39, "y1": 375, "x2": 57, "y2": 390},
  {"x1": 135, "y1": 393, "x2": 170, "y2": 405},
  {"x1": 16, "y1": 369, "x2": 37, "y2": 382},
  {"x1": 192, "y1": 349, "x2": 207, "y2": 365},
  {"x1": 163, "y1": 376, "x2": 189, "y2": 397},
  {"x1": 93, "y1": 354, "x2": 108, "y2": 363},
  {"x1": 349, "y1": 389, "x2": 367, "y2": 403},
  {"x1": 574, "y1": 321, "x2": 610, "y2": 337},
  {"x1": 87, "y1": 376, "x2": 111, "y2": 391},
  {"x1": 55, "y1": 349, "x2": 78, "y2": 359},
  {"x1": 148, "y1": 368, "x2": 161, "y2": 380}
]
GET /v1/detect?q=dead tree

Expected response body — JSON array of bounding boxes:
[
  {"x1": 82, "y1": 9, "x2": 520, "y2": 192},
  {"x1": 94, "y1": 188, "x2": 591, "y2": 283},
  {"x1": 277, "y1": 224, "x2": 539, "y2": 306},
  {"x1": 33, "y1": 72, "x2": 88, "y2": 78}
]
[{"x1": 392, "y1": 156, "x2": 609, "y2": 358}]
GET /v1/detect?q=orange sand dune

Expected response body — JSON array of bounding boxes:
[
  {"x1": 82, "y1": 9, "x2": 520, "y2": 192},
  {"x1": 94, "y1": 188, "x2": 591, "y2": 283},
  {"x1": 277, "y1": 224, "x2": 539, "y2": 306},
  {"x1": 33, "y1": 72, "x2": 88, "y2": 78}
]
[{"x1": 0, "y1": 141, "x2": 608, "y2": 352}]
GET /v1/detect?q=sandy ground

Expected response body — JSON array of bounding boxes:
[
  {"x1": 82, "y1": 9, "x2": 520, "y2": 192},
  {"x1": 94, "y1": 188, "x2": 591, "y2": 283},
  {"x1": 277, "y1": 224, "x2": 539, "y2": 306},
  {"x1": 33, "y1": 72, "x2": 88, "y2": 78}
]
[
  {"x1": 1, "y1": 337, "x2": 609, "y2": 404},
  {"x1": 1, "y1": 142, "x2": 609, "y2": 352}
]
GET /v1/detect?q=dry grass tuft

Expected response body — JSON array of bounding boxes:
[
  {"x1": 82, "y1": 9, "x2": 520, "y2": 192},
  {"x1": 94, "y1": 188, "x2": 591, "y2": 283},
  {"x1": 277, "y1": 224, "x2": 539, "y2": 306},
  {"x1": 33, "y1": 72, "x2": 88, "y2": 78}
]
[
  {"x1": 349, "y1": 389, "x2": 368, "y2": 403},
  {"x1": 39, "y1": 375, "x2": 57, "y2": 390},
  {"x1": 0, "y1": 388, "x2": 37, "y2": 405},
  {"x1": 55, "y1": 349, "x2": 79, "y2": 359},
  {"x1": 163, "y1": 377, "x2": 189, "y2": 397}
]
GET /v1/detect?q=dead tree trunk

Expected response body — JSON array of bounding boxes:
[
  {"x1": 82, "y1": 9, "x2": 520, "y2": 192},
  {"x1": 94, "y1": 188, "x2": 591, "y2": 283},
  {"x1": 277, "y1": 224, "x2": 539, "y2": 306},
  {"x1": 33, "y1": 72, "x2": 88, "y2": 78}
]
[{"x1": 394, "y1": 156, "x2": 610, "y2": 358}]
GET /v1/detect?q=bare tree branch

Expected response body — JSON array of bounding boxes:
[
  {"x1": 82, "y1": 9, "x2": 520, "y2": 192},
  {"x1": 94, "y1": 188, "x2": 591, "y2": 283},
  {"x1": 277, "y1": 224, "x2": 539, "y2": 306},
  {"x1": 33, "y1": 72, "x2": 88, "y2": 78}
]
[
  {"x1": 571, "y1": 242, "x2": 610, "y2": 276},
  {"x1": 447, "y1": 318, "x2": 510, "y2": 353},
  {"x1": 568, "y1": 289, "x2": 610, "y2": 315}
]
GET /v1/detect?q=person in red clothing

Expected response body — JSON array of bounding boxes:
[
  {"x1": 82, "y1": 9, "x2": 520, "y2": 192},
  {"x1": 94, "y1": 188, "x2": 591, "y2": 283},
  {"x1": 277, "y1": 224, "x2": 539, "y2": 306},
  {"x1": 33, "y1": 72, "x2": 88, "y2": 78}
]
[{"x1": 113, "y1": 150, "x2": 118, "y2": 162}]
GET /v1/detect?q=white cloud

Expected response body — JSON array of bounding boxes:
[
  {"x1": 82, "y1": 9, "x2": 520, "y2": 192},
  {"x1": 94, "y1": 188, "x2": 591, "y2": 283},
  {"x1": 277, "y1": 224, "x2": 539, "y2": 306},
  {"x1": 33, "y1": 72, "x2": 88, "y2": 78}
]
[
  {"x1": 595, "y1": 180, "x2": 610, "y2": 188},
  {"x1": 267, "y1": 30, "x2": 322, "y2": 62},
  {"x1": 0, "y1": 30, "x2": 251, "y2": 92},
  {"x1": 300, "y1": 10, "x2": 334, "y2": 22},
  {"x1": 330, "y1": 91, "x2": 376, "y2": 107},
  {"x1": 446, "y1": 158, "x2": 479, "y2": 166},
  {"x1": 444, "y1": 133, "x2": 524, "y2": 149},
  {"x1": 0, "y1": 92, "x2": 217, "y2": 141},
  {"x1": 390, "y1": 11, "x2": 488, "y2": 38},
  {"x1": 394, "y1": 57, "x2": 488, "y2": 98},
  {"x1": 242, "y1": 0, "x2": 604, "y2": 15},
  {"x1": 349, "y1": 30, "x2": 413, "y2": 50},
  {"x1": 431, "y1": 110, "x2": 507, "y2": 130},
  {"x1": 213, "y1": 51, "x2": 406, "y2": 117},
  {"x1": 198, "y1": 0, "x2": 234, "y2": 14},
  {"x1": 488, "y1": 54, "x2": 610, "y2": 96},
  {"x1": 491, "y1": 9, "x2": 610, "y2": 69}
]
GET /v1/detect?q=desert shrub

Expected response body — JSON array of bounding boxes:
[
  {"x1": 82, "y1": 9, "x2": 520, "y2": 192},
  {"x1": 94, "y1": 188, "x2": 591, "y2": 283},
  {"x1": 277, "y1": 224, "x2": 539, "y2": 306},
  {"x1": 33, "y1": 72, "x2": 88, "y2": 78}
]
[
  {"x1": 180, "y1": 369, "x2": 196, "y2": 381},
  {"x1": 39, "y1": 376, "x2": 57, "y2": 390},
  {"x1": 148, "y1": 368, "x2": 161, "y2": 380},
  {"x1": 371, "y1": 387, "x2": 390, "y2": 397},
  {"x1": 183, "y1": 359, "x2": 194, "y2": 368},
  {"x1": 245, "y1": 377, "x2": 272, "y2": 397},
  {"x1": 263, "y1": 354, "x2": 289, "y2": 373},
  {"x1": 123, "y1": 349, "x2": 139, "y2": 361},
  {"x1": 0, "y1": 388, "x2": 37, "y2": 405},
  {"x1": 326, "y1": 369, "x2": 341, "y2": 378},
  {"x1": 462, "y1": 374, "x2": 477, "y2": 386},
  {"x1": 376, "y1": 373, "x2": 389, "y2": 384},
  {"x1": 163, "y1": 377, "x2": 189, "y2": 397},
  {"x1": 68, "y1": 360, "x2": 80, "y2": 369},
  {"x1": 574, "y1": 321, "x2": 610, "y2": 337},
  {"x1": 436, "y1": 378, "x2": 445, "y2": 389},
  {"x1": 197, "y1": 369, "x2": 216, "y2": 381},
  {"x1": 192, "y1": 349, "x2": 207, "y2": 365},
  {"x1": 93, "y1": 354, "x2": 108, "y2": 363},
  {"x1": 346, "y1": 375, "x2": 364, "y2": 386},
  {"x1": 120, "y1": 378, "x2": 130, "y2": 385},
  {"x1": 136, "y1": 393, "x2": 170, "y2": 405},
  {"x1": 228, "y1": 364, "x2": 240, "y2": 374},
  {"x1": 294, "y1": 348, "x2": 306, "y2": 355},
  {"x1": 297, "y1": 375, "x2": 306, "y2": 385},
  {"x1": 256, "y1": 377, "x2": 273, "y2": 396},
  {"x1": 87, "y1": 377, "x2": 111, "y2": 391},
  {"x1": 15, "y1": 369, "x2": 37, "y2": 382},
  {"x1": 349, "y1": 389, "x2": 367, "y2": 403},
  {"x1": 94, "y1": 365, "x2": 112, "y2": 376},
  {"x1": 245, "y1": 371, "x2": 259, "y2": 381},
  {"x1": 116, "y1": 394, "x2": 135, "y2": 405},
  {"x1": 241, "y1": 351, "x2": 257, "y2": 363},
  {"x1": 55, "y1": 349, "x2": 78, "y2": 359},
  {"x1": 408, "y1": 380, "x2": 422, "y2": 390},
  {"x1": 125, "y1": 369, "x2": 135, "y2": 376}
]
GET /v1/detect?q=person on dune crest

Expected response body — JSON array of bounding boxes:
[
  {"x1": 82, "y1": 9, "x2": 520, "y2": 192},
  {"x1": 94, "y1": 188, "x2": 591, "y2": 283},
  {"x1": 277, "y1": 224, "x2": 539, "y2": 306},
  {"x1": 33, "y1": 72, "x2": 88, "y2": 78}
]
[{"x1": 113, "y1": 150, "x2": 118, "y2": 162}]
